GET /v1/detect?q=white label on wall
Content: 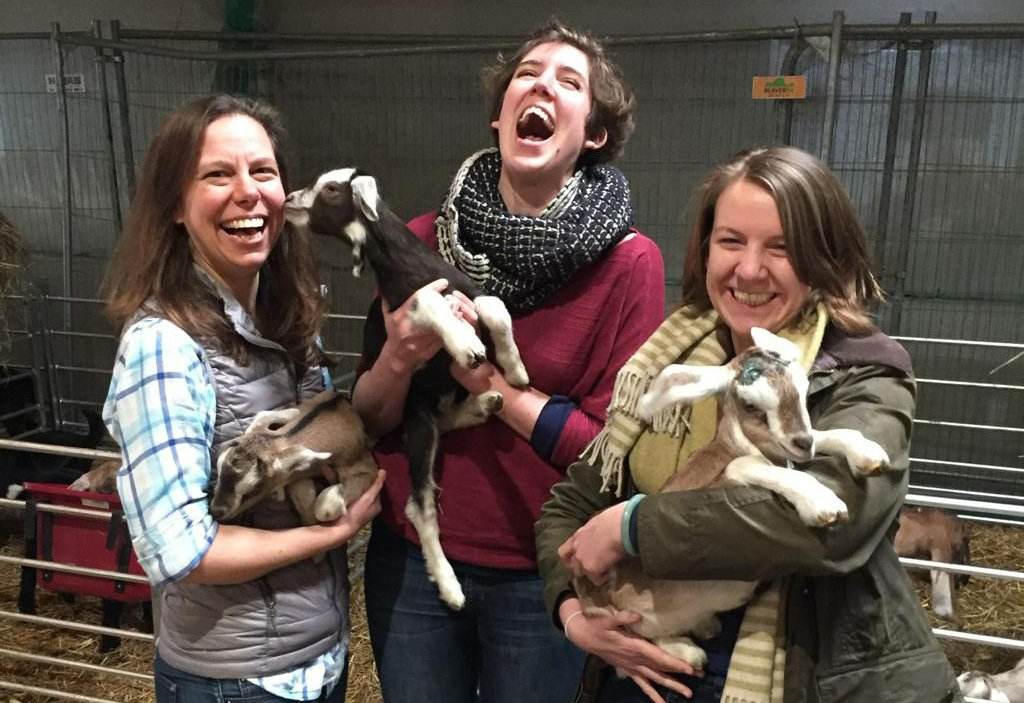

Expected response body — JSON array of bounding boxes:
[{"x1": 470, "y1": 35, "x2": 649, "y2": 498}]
[{"x1": 45, "y1": 73, "x2": 86, "y2": 93}]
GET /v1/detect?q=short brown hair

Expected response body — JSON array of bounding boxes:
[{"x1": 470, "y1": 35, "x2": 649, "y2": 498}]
[
  {"x1": 681, "y1": 146, "x2": 884, "y2": 336},
  {"x1": 482, "y1": 19, "x2": 636, "y2": 166},
  {"x1": 102, "y1": 94, "x2": 324, "y2": 366}
]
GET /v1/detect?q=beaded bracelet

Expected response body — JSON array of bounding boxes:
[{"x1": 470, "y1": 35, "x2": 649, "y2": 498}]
[{"x1": 620, "y1": 493, "x2": 646, "y2": 557}]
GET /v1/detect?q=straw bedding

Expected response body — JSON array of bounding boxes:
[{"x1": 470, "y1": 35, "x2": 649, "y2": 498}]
[{"x1": 0, "y1": 520, "x2": 1019, "y2": 702}]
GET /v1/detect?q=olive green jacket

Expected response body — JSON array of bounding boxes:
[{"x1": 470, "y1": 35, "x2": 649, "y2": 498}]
[{"x1": 536, "y1": 328, "x2": 962, "y2": 702}]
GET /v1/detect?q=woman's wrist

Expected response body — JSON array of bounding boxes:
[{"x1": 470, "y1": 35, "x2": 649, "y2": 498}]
[
  {"x1": 378, "y1": 339, "x2": 415, "y2": 376},
  {"x1": 620, "y1": 493, "x2": 646, "y2": 557}
]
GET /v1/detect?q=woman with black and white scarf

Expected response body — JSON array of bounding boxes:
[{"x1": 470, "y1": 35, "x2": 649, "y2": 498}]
[{"x1": 351, "y1": 19, "x2": 671, "y2": 703}]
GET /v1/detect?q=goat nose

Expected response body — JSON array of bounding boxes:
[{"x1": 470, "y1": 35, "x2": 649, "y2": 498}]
[{"x1": 792, "y1": 434, "x2": 813, "y2": 453}]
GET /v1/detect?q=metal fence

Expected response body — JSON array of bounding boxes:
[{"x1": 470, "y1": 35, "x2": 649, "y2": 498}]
[
  {"x1": 2, "y1": 13, "x2": 1020, "y2": 494},
  {"x1": 0, "y1": 15, "x2": 1021, "y2": 696}
]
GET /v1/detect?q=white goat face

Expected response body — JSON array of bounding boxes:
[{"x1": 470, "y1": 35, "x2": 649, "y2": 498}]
[{"x1": 729, "y1": 337, "x2": 813, "y2": 463}]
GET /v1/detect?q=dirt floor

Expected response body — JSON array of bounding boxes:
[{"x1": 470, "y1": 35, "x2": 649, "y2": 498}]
[{"x1": 0, "y1": 520, "x2": 1020, "y2": 702}]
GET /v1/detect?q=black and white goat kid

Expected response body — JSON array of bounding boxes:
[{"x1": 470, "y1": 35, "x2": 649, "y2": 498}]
[{"x1": 284, "y1": 169, "x2": 529, "y2": 609}]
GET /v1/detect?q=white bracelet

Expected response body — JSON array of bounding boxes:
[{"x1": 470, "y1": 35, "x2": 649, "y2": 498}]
[{"x1": 563, "y1": 610, "x2": 586, "y2": 640}]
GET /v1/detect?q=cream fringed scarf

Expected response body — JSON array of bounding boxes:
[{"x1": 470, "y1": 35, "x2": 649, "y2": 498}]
[{"x1": 579, "y1": 302, "x2": 828, "y2": 702}]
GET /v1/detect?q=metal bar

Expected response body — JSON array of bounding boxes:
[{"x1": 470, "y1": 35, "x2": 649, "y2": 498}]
[
  {"x1": 914, "y1": 418, "x2": 1024, "y2": 433},
  {"x1": 49, "y1": 23, "x2": 1024, "y2": 58},
  {"x1": 92, "y1": 21, "x2": 123, "y2": 235},
  {"x1": 54, "y1": 364, "x2": 116, "y2": 375},
  {"x1": 911, "y1": 458, "x2": 1024, "y2": 475},
  {"x1": 893, "y1": 336, "x2": 1024, "y2": 349},
  {"x1": 820, "y1": 11, "x2": 845, "y2": 164},
  {"x1": 909, "y1": 485, "x2": 1024, "y2": 506},
  {"x1": 0, "y1": 610, "x2": 154, "y2": 641},
  {"x1": 0, "y1": 555, "x2": 148, "y2": 584},
  {"x1": 39, "y1": 295, "x2": 104, "y2": 304},
  {"x1": 888, "y1": 10, "x2": 937, "y2": 333},
  {"x1": 324, "y1": 313, "x2": 367, "y2": 321},
  {"x1": 932, "y1": 629, "x2": 1024, "y2": 651},
  {"x1": 37, "y1": 291, "x2": 63, "y2": 430},
  {"x1": 322, "y1": 351, "x2": 362, "y2": 359},
  {"x1": 50, "y1": 23, "x2": 73, "y2": 334},
  {"x1": 776, "y1": 38, "x2": 808, "y2": 144},
  {"x1": 0, "y1": 498, "x2": 119, "y2": 519},
  {"x1": 108, "y1": 20, "x2": 136, "y2": 197},
  {"x1": 0, "y1": 646, "x2": 152, "y2": 682},
  {"x1": 48, "y1": 330, "x2": 117, "y2": 340},
  {"x1": 119, "y1": 29, "x2": 521, "y2": 42},
  {"x1": 900, "y1": 557, "x2": 1024, "y2": 582},
  {"x1": 0, "y1": 439, "x2": 120, "y2": 461},
  {"x1": 917, "y1": 377, "x2": 1024, "y2": 391},
  {"x1": 905, "y1": 493, "x2": 1024, "y2": 518},
  {"x1": 875, "y1": 13, "x2": 912, "y2": 284},
  {"x1": 0, "y1": 681, "x2": 120, "y2": 703}
]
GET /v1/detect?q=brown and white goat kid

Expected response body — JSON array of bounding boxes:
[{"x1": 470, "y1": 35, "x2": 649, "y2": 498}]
[
  {"x1": 895, "y1": 506, "x2": 970, "y2": 623},
  {"x1": 958, "y1": 657, "x2": 1024, "y2": 703},
  {"x1": 283, "y1": 169, "x2": 528, "y2": 609},
  {"x1": 210, "y1": 390, "x2": 378, "y2": 527},
  {"x1": 574, "y1": 327, "x2": 892, "y2": 669}
]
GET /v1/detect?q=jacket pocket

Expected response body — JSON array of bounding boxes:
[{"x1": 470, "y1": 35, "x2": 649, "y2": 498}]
[{"x1": 816, "y1": 646, "x2": 961, "y2": 702}]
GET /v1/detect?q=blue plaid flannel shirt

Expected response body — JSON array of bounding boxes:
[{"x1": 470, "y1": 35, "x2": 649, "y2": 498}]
[{"x1": 104, "y1": 316, "x2": 343, "y2": 700}]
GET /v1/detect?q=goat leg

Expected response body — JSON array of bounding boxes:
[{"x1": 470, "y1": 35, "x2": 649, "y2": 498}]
[
  {"x1": 810, "y1": 428, "x2": 890, "y2": 476},
  {"x1": 403, "y1": 401, "x2": 465, "y2": 609},
  {"x1": 408, "y1": 288, "x2": 486, "y2": 369},
  {"x1": 724, "y1": 455, "x2": 848, "y2": 526},
  {"x1": 473, "y1": 296, "x2": 529, "y2": 387},
  {"x1": 436, "y1": 391, "x2": 503, "y2": 433}
]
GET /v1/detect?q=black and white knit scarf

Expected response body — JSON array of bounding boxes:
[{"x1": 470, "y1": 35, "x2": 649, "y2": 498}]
[{"x1": 435, "y1": 148, "x2": 633, "y2": 314}]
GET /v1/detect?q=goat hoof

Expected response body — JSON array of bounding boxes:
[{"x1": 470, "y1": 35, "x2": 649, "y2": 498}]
[
  {"x1": 480, "y1": 391, "x2": 503, "y2": 414},
  {"x1": 442, "y1": 589, "x2": 466, "y2": 610},
  {"x1": 797, "y1": 492, "x2": 849, "y2": 527}
]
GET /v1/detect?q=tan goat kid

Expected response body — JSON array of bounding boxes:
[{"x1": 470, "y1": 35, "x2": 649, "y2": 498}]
[
  {"x1": 210, "y1": 390, "x2": 378, "y2": 526},
  {"x1": 574, "y1": 327, "x2": 893, "y2": 669}
]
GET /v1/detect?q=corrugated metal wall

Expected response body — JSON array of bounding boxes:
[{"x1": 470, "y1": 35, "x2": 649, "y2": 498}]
[{"x1": 0, "y1": 23, "x2": 1020, "y2": 499}]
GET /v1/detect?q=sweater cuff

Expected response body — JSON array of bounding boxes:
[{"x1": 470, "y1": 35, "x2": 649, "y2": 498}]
[
  {"x1": 530, "y1": 395, "x2": 576, "y2": 461},
  {"x1": 621, "y1": 493, "x2": 646, "y2": 557}
]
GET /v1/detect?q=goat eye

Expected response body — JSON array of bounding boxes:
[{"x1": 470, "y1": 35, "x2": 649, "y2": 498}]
[
  {"x1": 742, "y1": 401, "x2": 758, "y2": 413},
  {"x1": 323, "y1": 183, "x2": 340, "y2": 194}
]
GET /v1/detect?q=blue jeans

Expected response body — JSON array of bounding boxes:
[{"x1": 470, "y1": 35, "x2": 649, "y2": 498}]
[
  {"x1": 365, "y1": 522, "x2": 586, "y2": 703},
  {"x1": 153, "y1": 654, "x2": 346, "y2": 703}
]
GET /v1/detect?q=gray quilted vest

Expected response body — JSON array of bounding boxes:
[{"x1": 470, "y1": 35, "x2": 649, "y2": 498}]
[{"x1": 154, "y1": 277, "x2": 348, "y2": 679}]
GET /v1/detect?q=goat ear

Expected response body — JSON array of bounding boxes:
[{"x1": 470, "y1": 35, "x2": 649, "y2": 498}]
[
  {"x1": 637, "y1": 364, "x2": 737, "y2": 420},
  {"x1": 350, "y1": 175, "x2": 380, "y2": 222},
  {"x1": 750, "y1": 327, "x2": 800, "y2": 364}
]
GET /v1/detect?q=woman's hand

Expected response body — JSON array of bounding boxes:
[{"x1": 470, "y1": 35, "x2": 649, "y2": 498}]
[
  {"x1": 379, "y1": 279, "x2": 450, "y2": 374},
  {"x1": 449, "y1": 359, "x2": 500, "y2": 395},
  {"x1": 324, "y1": 470, "x2": 385, "y2": 545},
  {"x1": 559, "y1": 598, "x2": 696, "y2": 703},
  {"x1": 558, "y1": 502, "x2": 628, "y2": 585}
]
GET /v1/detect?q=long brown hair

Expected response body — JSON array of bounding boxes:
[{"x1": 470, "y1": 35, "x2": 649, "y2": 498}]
[
  {"x1": 481, "y1": 19, "x2": 636, "y2": 166},
  {"x1": 681, "y1": 146, "x2": 884, "y2": 335},
  {"x1": 102, "y1": 94, "x2": 324, "y2": 365}
]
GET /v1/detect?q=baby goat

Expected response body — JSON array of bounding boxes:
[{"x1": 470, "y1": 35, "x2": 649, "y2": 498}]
[
  {"x1": 284, "y1": 169, "x2": 528, "y2": 609},
  {"x1": 959, "y1": 657, "x2": 1024, "y2": 702},
  {"x1": 210, "y1": 390, "x2": 378, "y2": 527},
  {"x1": 895, "y1": 506, "x2": 970, "y2": 623},
  {"x1": 575, "y1": 327, "x2": 892, "y2": 669}
]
